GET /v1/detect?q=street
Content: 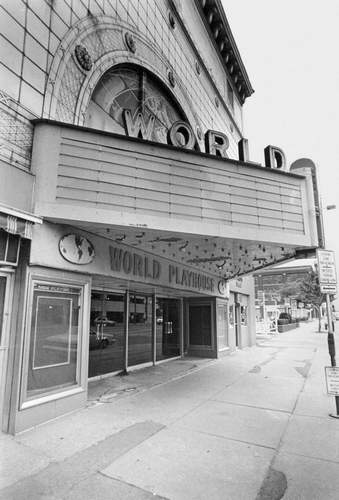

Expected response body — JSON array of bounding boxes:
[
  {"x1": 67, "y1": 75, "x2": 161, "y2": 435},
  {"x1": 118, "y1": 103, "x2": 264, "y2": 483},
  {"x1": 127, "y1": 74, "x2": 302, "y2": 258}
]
[{"x1": 1, "y1": 320, "x2": 338, "y2": 499}]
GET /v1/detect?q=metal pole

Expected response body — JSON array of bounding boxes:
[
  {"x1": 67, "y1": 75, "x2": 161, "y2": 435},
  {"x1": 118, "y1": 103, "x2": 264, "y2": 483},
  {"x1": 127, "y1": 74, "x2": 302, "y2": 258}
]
[
  {"x1": 325, "y1": 293, "x2": 339, "y2": 416},
  {"x1": 152, "y1": 293, "x2": 156, "y2": 366},
  {"x1": 122, "y1": 290, "x2": 129, "y2": 375},
  {"x1": 179, "y1": 298, "x2": 184, "y2": 358}
]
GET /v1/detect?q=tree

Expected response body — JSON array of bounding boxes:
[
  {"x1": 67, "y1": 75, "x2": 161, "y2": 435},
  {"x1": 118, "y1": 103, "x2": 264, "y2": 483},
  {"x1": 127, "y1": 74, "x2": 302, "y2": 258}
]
[
  {"x1": 296, "y1": 271, "x2": 324, "y2": 332},
  {"x1": 280, "y1": 281, "x2": 302, "y2": 300}
]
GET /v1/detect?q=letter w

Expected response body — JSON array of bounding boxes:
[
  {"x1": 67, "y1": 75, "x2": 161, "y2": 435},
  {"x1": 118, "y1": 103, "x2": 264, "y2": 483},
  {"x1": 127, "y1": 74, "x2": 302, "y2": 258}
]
[
  {"x1": 110, "y1": 247, "x2": 124, "y2": 271},
  {"x1": 123, "y1": 109, "x2": 155, "y2": 140}
]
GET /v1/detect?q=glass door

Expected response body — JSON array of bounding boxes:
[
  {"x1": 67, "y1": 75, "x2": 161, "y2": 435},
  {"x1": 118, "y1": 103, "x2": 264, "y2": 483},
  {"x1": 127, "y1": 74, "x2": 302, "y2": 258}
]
[
  {"x1": 156, "y1": 298, "x2": 180, "y2": 361},
  {"x1": 88, "y1": 292, "x2": 125, "y2": 378},
  {"x1": 128, "y1": 294, "x2": 153, "y2": 367}
]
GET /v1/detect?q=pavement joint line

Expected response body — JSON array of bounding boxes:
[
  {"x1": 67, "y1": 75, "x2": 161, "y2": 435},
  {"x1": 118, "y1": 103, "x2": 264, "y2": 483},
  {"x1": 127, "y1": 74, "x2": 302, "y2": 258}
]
[
  {"x1": 293, "y1": 411, "x2": 336, "y2": 420},
  {"x1": 97, "y1": 472, "x2": 171, "y2": 500},
  {"x1": 276, "y1": 449, "x2": 339, "y2": 466},
  {"x1": 208, "y1": 399, "x2": 293, "y2": 415},
  {"x1": 172, "y1": 424, "x2": 277, "y2": 451}
]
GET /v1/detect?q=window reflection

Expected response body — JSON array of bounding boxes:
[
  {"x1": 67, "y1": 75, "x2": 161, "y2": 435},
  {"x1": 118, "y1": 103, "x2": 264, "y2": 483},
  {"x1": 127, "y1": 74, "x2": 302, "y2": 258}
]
[{"x1": 128, "y1": 294, "x2": 152, "y2": 366}]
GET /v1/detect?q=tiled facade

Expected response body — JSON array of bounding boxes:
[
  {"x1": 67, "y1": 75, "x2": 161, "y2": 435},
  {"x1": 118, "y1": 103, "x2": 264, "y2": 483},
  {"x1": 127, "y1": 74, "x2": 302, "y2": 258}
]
[{"x1": 0, "y1": 0, "x2": 243, "y2": 171}]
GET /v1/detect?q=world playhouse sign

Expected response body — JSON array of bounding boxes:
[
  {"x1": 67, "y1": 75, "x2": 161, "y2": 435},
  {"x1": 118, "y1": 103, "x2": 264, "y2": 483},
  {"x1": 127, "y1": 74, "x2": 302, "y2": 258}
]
[
  {"x1": 123, "y1": 109, "x2": 287, "y2": 170},
  {"x1": 109, "y1": 246, "x2": 218, "y2": 295}
]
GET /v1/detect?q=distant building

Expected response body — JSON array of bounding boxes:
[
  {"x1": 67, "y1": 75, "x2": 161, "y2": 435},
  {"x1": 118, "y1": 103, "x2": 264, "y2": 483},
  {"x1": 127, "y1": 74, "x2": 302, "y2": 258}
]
[{"x1": 254, "y1": 262, "x2": 314, "y2": 303}]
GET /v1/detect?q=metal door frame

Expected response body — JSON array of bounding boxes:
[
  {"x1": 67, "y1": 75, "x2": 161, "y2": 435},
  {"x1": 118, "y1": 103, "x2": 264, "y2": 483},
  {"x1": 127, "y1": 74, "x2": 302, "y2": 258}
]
[{"x1": 0, "y1": 269, "x2": 14, "y2": 426}]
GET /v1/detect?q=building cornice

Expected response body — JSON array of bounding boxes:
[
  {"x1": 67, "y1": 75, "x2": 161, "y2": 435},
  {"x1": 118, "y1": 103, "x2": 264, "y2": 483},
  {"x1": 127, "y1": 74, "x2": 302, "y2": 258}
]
[{"x1": 194, "y1": 0, "x2": 254, "y2": 103}]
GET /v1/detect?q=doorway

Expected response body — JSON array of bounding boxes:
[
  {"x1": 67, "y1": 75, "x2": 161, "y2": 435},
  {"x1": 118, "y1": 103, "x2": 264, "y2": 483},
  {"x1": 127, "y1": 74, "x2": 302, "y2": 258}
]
[{"x1": 189, "y1": 304, "x2": 212, "y2": 347}]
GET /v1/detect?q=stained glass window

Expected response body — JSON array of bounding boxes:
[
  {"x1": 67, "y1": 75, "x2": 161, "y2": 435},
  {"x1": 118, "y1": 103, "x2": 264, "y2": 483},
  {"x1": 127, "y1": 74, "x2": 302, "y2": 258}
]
[{"x1": 85, "y1": 65, "x2": 185, "y2": 144}]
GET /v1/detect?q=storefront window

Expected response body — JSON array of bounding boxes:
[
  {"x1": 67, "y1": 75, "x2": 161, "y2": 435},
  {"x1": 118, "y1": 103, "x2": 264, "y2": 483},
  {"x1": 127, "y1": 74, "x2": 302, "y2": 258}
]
[
  {"x1": 26, "y1": 283, "x2": 81, "y2": 400},
  {"x1": 128, "y1": 294, "x2": 153, "y2": 366},
  {"x1": 88, "y1": 292, "x2": 125, "y2": 377},
  {"x1": 85, "y1": 65, "x2": 185, "y2": 144},
  {"x1": 156, "y1": 298, "x2": 180, "y2": 360}
]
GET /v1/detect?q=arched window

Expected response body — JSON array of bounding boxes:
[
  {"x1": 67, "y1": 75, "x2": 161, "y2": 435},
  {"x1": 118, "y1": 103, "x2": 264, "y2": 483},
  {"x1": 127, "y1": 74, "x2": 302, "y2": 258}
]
[{"x1": 85, "y1": 65, "x2": 188, "y2": 145}]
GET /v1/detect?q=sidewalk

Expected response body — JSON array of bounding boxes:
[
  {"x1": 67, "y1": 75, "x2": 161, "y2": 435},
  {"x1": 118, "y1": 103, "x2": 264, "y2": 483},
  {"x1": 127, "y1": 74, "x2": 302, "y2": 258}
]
[{"x1": 1, "y1": 321, "x2": 338, "y2": 499}]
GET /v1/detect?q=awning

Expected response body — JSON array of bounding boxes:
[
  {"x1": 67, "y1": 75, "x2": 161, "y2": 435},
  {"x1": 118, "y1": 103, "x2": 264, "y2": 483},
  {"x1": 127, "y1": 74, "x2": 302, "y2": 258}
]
[{"x1": 0, "y1": 204, "x2": 42, "y2": 240}]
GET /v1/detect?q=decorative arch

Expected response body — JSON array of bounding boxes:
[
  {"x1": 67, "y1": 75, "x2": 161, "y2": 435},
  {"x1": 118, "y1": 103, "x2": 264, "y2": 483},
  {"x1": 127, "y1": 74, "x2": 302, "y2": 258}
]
[{"x1": 44, "y1": 15, "x2": 201, "y2": 143}]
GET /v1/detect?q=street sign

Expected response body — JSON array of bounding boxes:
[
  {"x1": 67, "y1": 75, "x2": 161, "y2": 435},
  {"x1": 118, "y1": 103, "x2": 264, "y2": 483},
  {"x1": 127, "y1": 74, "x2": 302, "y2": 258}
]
[
  {"x1": 325, "y1": 367, "x2": 339, "y2": 396},
  {"x1": 320, "y1": 284, "x2": 337, "y2": 294},
  {"x1": 317, "y1": 249, "x2": 337, "y2": 285}
]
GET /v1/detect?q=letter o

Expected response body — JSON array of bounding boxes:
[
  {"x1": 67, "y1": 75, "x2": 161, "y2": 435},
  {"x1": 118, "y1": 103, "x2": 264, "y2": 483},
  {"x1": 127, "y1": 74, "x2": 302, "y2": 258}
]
[{"x1": 168, "y1": 121, "x2": 196, "y2": 150}]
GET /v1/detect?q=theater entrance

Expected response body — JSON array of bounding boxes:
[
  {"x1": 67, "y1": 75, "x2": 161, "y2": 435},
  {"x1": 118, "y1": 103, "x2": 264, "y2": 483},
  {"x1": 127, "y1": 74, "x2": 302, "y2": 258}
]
[{"x1": 88, "y1": 289, "x2": 181, "y2": 378}]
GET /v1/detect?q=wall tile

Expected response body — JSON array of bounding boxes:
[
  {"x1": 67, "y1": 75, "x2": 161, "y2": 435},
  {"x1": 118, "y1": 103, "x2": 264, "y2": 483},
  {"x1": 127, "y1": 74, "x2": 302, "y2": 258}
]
[
  {"x1": 0, "y1": 64, "x2": 20, "y2": 100},
  {"x1": 0, "y1": 0, "x2": 26, "y2": 26},
  {"x1": 27, "y1": 9, "x2": 49, "y2": 47},
  {"x1": 51, "y1": 10, "x2": 69, "y2": 40},
  {"x1": 0, "y1": 35, "x2": 23, "y2": 75},
  {"x1": 52, "y1": 0, "x2": 71, "y2": 26},
  {"x1": 0, "y1": 8, "x2": 25, "y2": 51},
  {"x1": 28, "y1": 0, "x2": 51, "y2": 27},
  {"x1": 20, "y1": 81, "x2": 44, "y2": 116},
  {"x1": 25, "y1": 34, "x2": 48, "y2": 71},
  {"x1": 23, "y1": 57, "x2": 46, "y2": 94},
  {"x1": 70, "y1": 0, "x2": 88, "y2": 21}
]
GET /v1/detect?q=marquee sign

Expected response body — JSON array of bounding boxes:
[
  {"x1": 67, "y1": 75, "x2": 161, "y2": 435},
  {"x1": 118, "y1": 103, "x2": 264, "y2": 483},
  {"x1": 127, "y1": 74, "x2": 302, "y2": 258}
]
[{"x1": 110, "y1": 245, "x2": 216, "y2": 294}]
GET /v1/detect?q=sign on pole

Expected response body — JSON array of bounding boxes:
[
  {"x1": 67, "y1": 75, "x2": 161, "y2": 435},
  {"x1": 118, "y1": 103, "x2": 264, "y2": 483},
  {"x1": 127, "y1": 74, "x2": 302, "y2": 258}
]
[
  {"x1": 320, "y1": 284, "x2": 337, "y2": 294},
  {"x1": 325, "y1": 367, "x2": 339, "y2": 396},
  {"x1": 317, "y1": 249, "x2": 337, "y2": 285}
]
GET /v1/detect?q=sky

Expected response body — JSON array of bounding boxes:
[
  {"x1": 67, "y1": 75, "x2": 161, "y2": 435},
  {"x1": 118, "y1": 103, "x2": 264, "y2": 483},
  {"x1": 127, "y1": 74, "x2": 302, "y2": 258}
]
[{"x1": 222, "y1": 0, "x2": 339, "y2": 279}]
